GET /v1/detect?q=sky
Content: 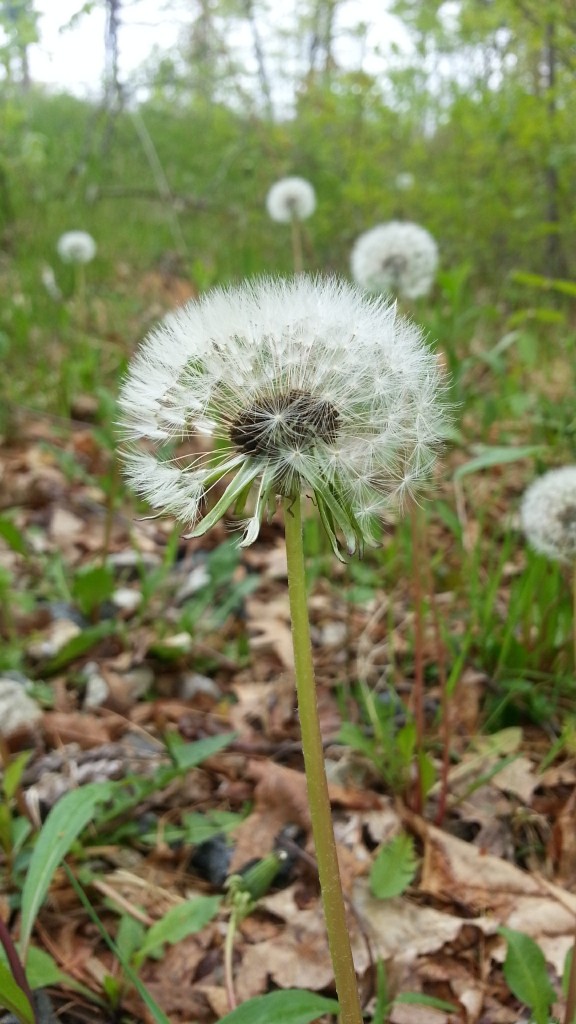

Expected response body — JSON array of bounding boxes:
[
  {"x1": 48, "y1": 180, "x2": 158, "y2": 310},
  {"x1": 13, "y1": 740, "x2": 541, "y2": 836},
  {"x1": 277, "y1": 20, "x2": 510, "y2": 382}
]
[{"x1": 27, "y1": 0, "x2": 412, "y2": 101}]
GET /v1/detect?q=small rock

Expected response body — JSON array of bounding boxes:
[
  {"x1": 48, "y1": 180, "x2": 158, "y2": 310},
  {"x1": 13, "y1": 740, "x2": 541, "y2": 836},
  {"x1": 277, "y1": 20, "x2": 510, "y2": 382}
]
[
  {"x1": 175, "y1": 564, "x2": 210, "y2": 603},
  {"x1": 319, "y1": 621, "x2": 348, "y2": 648},
  {"x1": 121, "y1": 666, "x2": 155, "y2": 700},
  {"x1": 0, "y1": 679, "x2": 42, "y2": 738},
  {"x1": 179, "y1": 672, "x2": 222, "y2": 701},
  {"x1": 82, "y1": 662, "x2": 110, "y2": 708},
  {"x1": 111, "y1": 587, "x2": 142, "y2": 614},
  {"x1": 27, "y1": 618, "x2": 81, "y2": 660}
]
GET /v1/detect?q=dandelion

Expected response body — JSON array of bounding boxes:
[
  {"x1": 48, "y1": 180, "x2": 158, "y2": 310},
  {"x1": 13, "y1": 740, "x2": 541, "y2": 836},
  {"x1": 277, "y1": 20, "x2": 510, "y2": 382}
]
[
  {"x1": 56, "y1": 231, "x2": 97, "y2": 264},
  {"x1": 521, "y1": 466, "x2": 576, "y2": 564},
  {"x1": 521, "y1": 466, "x2": 576, "y2": 668},
  {"x1": 266, "y1": 176, "x2": 316, "y2": 223},
  {"x1": 119, "y1": 274, "x2": 448, "y2": 1024},
  {"x1": 351, "y1": 220, "x2": 439, "y2": 299},
  {"x1": 56, "y1": 231, "x2": 96, "y2": 326},
  {"x1": 119, "y1": 275, "x2": 447, "y2": 558},
  {"x1": 395, "y1": 172, "x2": 415, "y2": 191},
  {"x1": 266, "y1": 176, "x2": 316, "y2": 273}
]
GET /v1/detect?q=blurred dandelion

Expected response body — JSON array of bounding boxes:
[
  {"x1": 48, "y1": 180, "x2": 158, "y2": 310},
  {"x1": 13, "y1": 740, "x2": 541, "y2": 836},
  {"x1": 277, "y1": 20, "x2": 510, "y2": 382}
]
[
  {"x1": 56, "y1": 230, "x2": 97, "y2": 324},
  {"x1": 521, "y1": 465, "x2": 576, "y2": 666},
  {"x1": 351, "y1": 220, "x2": 439, "y2": 299},
  {"x1": 521, "y1": 466, "x2": 576, "y2": 563},
  {"x1": 56, "y1": 231, "x2": 97, "y2": 265},
  {"x1": 266, "y1": 176, "x2": 316, "y2": 273},
  {"x1": 395, "y1": 172, "x2": 415, "y2": 191},
  {"x1": 119, "y1": 274, "x2": 448, "y2": 1024}
]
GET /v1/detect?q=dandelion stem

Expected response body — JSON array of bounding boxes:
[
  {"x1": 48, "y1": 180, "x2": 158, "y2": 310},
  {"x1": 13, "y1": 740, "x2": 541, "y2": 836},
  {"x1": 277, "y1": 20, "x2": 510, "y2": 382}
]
[
  {"x1": 572, "y1": 561, "x2": 576, "y2": 674},
  {"x1": 283, "y1": 495, "x2": 363, "y2": 1024},
  {"x1": 291, "y1": 213, "x2": 304, "y2": 273}
]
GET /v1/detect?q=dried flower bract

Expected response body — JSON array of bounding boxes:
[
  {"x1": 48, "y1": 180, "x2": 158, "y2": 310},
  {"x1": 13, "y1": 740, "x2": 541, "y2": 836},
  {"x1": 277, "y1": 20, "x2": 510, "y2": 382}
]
[{"x1": 119, "y1": 275, "x2": 448, "y2": 557}]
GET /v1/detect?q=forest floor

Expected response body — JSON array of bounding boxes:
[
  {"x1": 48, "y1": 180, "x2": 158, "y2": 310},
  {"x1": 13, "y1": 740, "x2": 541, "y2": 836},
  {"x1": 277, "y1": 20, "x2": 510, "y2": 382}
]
[{"x1": 1, "y1": 396, "x2": 575, "y2": 1024}]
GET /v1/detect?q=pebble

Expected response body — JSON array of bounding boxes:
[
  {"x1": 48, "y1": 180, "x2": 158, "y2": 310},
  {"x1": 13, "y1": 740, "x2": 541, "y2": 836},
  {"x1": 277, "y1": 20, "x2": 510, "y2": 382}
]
[
  {"x1": 0, "y1": 678, "x2": 43, "y2": 737},
  {"x1": 179, "y1": 672, "x2": 222, "y2": 701}
]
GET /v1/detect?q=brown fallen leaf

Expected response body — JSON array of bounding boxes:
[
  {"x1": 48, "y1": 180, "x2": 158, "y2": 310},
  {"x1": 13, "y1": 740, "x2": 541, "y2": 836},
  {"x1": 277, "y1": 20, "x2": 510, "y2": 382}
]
[
  {"x1": 408, "y1": 813, "x2": 576, "y2": 976},
  {"x1": 236, "y1": 884, "x2": 371, "y2": 1002},
  {"x1": 245, "y1": 594, "x2": 294, "y2": 669},
  {"x1": 43, "y1": 710, "x2": 124, "y2": 748}
]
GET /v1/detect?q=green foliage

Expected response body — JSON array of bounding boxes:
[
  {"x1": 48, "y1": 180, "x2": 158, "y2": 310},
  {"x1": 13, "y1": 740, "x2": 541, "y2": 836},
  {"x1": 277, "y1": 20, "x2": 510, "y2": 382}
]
[
  {"x1": 216, "y1": 990, "x2": 340, "y2": 1024},
  {"x1": 0, "y1": 964, "x2": 34, "y2": 1024},
  {"x1": 338, "y1": 682, "x2": 425, "y2": 795},
  {"x1": 499, "y1": 927, "x2": 556, "y2": 1024},
  {"x1": 370, "y1": 833, "x2": 419, "y2": 900},
  {"x1": 20, "y1": 782, "x2": 114, "y2": 957},
  {"x1": 71, "y1": 562, "x2": 116, "y2": 616},
  {"x1": 132, "y1": 896, "x2": 222, "y2": 965}
]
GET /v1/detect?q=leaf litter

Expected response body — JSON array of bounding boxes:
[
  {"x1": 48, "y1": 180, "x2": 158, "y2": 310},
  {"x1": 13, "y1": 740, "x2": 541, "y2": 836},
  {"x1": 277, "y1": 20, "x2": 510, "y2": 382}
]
[{"x1": 0, "y1": 414, "x2": 575, "y2": 1024}]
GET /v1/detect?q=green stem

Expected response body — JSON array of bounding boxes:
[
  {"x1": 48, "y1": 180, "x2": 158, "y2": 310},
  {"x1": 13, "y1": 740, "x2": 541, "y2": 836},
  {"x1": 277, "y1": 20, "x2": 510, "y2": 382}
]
[
  {"x1": 572, "y1": 561, "x2": 576, "y2": 674},
  {"x1": 283, "y1": 496, "x2": 363, "y2": 1024},
  {"x1": 224, "y1": 911, "x2": 238, "y2": 1011},
  {"x1": 291, "y1": 213, "x2": 304, "y2": 273}
]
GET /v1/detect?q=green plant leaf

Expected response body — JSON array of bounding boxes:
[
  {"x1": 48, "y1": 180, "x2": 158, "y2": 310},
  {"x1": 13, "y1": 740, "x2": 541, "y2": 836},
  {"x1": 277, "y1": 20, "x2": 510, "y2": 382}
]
[
  {"x1": 216, "y1": 989, "x2": 339, "y2": 1024},
  {"x1": 3, "y1": 751, "x2": 32, "y2": 801},
  {"x1": 20, "y1": 782, "x2": 113, "y2": 958},
  {"x1": 394, "y1": 992, "x2": 458, "y2": 1011},
  {"x1": 166, "y1": 731, "x2": 236, "y2": 769},
  {"x1": 0, "y1": 963, "x2": 34, "y2": 1024},
  {"x1": 135, "y1": 895, "x2": 221, "y2": 963},
  {"x1": 499, "y1": 926, "x2": 556, "y2": 1024},
  {"x1": 0, "y1": 517, "x2": 28, "y2": 556},
  {"x1": 453, "y1": 445, "x2": 544, "y2": 480},
  {"x1": 71, "y1": 563, "x2": 116, "y2": 615},
  {"x1": 370, "y1": 832, "x2": 418, "y2": 900},
  {"x1": 4, "y1": 944, "x2": 95, "y2": 1002}
]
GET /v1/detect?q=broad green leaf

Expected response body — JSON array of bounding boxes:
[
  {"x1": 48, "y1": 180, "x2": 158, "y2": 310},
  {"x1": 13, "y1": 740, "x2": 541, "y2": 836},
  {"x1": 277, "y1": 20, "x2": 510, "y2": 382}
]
[
  {"x1": 0, "y1": 517, "x2": 28, "y2": 556},
  {"x1": 135, "y1": 895, "x2": 221, "y2": 963},
  {"x1": 182, "y1": 809, "x2": 243, "y2": 844},
  {"x1": 3, "y1": 751, "x2": 32, "y2": 801},
  {"x1": 114, "y1": 914, "x2": 146, "y2": 966},
  {"x1": 0, "y1": 963, "x2": 34, "y2": 1024},
  {"x1": 20, "y1": 782, "x2": 113, "y2": 958},
  {"x1": 370, "y1": 833, "x2": 418, "y2": 900},
  {"x1": 23, "y1": 945, "x2": 66, "y2": 988},
  {"x1": 395, "y1": 992, "x2": 458, "y2": 1011},
  {"x1": 500, "y1": 926, "x2": 555, "y2": 1024},
  {"x1": 72, "y1": 563, "x2": 116, "y2": 615},
  {"x1": 453, "y1": 445, "x2": 544, "y2": 480},
  {"x1": 217, "y1": 990, "x2": 340, "y2": 1024},
  {"x1": 166, "y1": 731, "x2": 236, "y2": 769}
]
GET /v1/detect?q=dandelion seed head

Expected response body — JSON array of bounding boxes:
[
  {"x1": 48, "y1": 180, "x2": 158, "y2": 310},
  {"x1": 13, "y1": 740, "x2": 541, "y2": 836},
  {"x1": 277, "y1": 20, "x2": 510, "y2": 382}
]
[
  {"x1": 520, "y1": 466, "x2": 576, "y2": 563},
  {"x1": 351, "y1": 221, "x2": 439, "y2": 299},
  {"x1": 266, "y1": 177, "x2": 316, "y2": 223},
  {"x1": 56, "y1": 231, "x2": 97, "y2": 264},
  {"x1": 119, "y1": 275, "x2": 449, "y2": 555}
]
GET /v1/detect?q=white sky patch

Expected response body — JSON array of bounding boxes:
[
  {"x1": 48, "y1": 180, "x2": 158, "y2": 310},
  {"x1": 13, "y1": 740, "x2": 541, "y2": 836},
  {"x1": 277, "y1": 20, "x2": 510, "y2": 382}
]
[{"x1": 28, "y1": 0, "x2": 412, "y2": 102}]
